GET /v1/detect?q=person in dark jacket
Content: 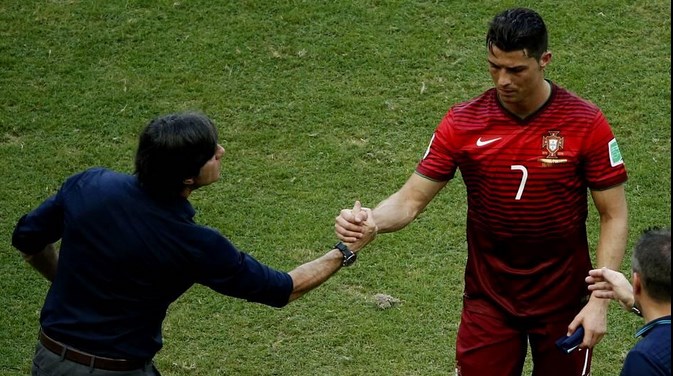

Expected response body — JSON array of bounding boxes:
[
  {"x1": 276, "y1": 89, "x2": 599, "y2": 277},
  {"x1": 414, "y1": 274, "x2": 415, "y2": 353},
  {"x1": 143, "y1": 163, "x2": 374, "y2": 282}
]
[{"x1": 13, "y1": 112, "x2": 374, "y2": 376}]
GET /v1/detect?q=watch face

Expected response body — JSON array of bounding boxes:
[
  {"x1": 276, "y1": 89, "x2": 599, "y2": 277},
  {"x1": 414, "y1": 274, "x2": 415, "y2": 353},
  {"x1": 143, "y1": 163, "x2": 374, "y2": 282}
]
[{"x1": 343, "y1": 252, "x2": 357, "y2": 266}]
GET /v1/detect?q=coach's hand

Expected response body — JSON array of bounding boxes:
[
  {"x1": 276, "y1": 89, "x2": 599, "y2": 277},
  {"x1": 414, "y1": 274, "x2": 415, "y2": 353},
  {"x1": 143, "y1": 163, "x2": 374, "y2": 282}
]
[{"x1": 586, "y1": 267, "x2": 634, "y2": 311}]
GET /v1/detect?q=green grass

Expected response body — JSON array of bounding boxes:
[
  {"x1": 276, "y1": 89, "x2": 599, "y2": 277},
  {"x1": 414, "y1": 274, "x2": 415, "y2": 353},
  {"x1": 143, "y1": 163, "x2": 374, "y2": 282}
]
[{"x1": 0, "y1": 1, "x2": 670, "y2": 375}]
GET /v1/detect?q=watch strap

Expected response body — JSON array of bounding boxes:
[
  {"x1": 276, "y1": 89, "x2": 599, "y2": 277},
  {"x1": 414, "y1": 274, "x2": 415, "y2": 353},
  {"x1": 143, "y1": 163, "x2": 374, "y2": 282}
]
[{"x1": 334, "y1": 242, "x2": 357, "y2": 267}]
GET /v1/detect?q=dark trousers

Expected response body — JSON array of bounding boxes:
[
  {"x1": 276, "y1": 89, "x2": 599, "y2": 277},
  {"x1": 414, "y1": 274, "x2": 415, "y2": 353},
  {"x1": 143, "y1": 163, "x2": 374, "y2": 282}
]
[{"x1": 32, "y1": 343, "x2": 161, "y2": 376}]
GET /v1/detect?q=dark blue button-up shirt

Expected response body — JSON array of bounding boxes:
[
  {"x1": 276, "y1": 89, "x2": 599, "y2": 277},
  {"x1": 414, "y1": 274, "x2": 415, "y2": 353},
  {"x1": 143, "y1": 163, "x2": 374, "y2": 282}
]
[
  {"x1": 620, "y1": 315, "x2": 671, "y2": 376},
  {"x1": 12, "y1": 168, "x2": 293, "y2": 360}
]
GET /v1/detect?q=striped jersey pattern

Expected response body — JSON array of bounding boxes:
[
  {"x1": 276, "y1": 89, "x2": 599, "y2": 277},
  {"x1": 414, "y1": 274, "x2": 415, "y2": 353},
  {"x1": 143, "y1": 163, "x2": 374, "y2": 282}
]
[{"x1": 416, "y1": 83, "x2": 628, "y2": 317}]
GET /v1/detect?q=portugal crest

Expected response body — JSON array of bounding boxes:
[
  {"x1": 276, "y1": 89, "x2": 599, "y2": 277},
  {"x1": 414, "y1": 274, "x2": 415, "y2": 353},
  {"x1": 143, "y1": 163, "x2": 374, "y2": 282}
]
[{"x1": 542, "y1": 130, "x2": 564, "y2": 158}]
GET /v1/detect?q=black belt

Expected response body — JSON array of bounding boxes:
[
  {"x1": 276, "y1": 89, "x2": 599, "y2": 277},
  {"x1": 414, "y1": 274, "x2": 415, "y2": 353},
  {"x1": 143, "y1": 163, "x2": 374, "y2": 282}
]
[{"x1": 39, "y1": 331, "x2": 147, "y2": 372}]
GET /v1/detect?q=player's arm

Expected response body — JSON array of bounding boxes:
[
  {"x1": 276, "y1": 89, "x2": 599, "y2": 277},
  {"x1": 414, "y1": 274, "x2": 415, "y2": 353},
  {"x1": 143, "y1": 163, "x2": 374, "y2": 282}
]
[
  {"x1": 335, "y1": 173, "x2": 446, "y2": 244},
  {"x1": 20, "y1": 243, "x2": 59, "y2": 282},
  {"x1": 571, "y1": 183, "x2": 628, "y2": 347},
  {"x1": 591, "y1": 183, "x2": 628, "y2": 272},
  {"x1": 372, "y1": 173, "x2": 447, "y2": 233}
]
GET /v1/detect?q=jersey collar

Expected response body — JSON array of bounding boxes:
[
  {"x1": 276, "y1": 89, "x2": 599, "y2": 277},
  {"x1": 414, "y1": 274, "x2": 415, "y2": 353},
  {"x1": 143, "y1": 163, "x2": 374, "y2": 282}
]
[{"x1": 496, "y1": 79, "x2": 556, "y2": 124}]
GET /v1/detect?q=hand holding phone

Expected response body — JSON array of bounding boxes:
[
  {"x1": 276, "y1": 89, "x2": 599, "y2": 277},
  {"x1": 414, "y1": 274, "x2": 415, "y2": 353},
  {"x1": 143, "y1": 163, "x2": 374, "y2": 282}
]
[{"x1": 555, "y1": 326, "x2": 584, "y2": 353}]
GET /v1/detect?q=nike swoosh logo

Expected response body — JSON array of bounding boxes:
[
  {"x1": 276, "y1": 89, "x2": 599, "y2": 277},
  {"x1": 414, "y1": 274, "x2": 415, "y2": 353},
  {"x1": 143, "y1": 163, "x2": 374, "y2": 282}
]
[{"x1": 476, "y1": 137, "x2": 502, "y2": 147}]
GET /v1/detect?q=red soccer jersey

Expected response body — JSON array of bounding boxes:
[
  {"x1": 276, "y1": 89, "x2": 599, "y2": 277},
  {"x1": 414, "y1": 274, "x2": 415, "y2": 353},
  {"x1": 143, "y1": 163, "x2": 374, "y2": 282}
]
[{"x1": 416, "y1": 83, "x2": 628, "y2": 317}]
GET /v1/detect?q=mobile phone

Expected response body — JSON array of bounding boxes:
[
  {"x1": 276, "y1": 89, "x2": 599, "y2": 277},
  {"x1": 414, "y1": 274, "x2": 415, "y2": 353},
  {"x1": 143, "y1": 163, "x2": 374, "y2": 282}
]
[{"x1": 555, "y1": 326, "x2": 584, "y2": 353}]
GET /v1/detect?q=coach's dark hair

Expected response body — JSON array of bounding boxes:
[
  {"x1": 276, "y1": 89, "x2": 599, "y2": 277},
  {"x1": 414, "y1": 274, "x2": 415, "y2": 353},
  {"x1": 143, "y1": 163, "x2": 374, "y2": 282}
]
[
  {"x1": 486, "y1": 8, "x2": 548, "y2": 60},
  {"x1": 632, "y1": 227, "x2": 671, "y2": 303},
  {"x1": 135, "y1": 112, "x2": 218, "y2": 200}
]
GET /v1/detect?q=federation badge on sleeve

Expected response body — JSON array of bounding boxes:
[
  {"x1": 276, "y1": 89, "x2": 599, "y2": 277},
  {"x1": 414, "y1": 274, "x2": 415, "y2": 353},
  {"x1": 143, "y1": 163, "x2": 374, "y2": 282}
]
[{"x1": 608, "y1": 138, "x2": 624, "y2": 167}]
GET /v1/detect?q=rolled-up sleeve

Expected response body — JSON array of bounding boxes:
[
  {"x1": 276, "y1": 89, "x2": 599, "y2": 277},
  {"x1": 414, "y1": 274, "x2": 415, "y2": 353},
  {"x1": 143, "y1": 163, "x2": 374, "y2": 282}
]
[
  {"x1": 12, "y1": 194, "x2": 64, "y2": 255},
  {"x1": 193, "y1": 232, "x2": 293, "y2": 308}
]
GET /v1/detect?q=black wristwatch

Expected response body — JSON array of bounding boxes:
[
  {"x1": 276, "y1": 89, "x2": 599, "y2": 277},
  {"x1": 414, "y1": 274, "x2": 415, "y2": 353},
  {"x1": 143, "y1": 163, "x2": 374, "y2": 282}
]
[{"x1": 334, "y1": 242, "x2": 357, "y2": 267}]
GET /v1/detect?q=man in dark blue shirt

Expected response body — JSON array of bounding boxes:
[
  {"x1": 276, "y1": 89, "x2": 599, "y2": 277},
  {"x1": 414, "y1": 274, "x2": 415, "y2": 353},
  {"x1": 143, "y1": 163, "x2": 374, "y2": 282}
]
[
  {"x1": 12, "y1": 112, "x2": 375, "y2": 376},
  {"x1": 586, "y1": 228, "x2": 671, "y2": 376}
]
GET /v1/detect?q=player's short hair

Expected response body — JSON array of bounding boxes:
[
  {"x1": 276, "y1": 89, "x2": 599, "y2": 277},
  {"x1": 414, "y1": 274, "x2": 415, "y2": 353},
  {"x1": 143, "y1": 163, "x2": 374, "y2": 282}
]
[
  {"x1": 486, "y1": 8, "x2": 548, "y2": 61},
  {"x1": 632, "y1": 227, "x2": 671, "y2": 303},
  {"x1": 135, "y1": 112, "x2": 218, "y2": 200}
]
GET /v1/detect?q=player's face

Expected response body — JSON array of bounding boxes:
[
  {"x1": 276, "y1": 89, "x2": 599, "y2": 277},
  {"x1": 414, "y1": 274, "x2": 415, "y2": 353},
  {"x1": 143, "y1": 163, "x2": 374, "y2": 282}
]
[
  {"x1": 487, "y1": 45, "x2": 550, "y2": 110},
  {"x1": 192, "y1": 144, "x2": 225, "y2": 188}
]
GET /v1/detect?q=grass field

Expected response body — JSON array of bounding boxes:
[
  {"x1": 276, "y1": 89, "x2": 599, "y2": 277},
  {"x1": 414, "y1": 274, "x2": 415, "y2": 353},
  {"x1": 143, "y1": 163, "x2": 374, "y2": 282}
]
[{"x1": 0, "y1": 1, "x2": 670, "y2": 375}]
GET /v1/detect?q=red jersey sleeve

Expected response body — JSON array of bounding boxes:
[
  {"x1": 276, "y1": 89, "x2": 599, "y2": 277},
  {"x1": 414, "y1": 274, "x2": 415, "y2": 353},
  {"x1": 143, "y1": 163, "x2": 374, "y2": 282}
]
[
  {"x1": 416, "y1": 110, "x2": 458, "y2": 181},
  {"x1": 582, "y1": 111, "x2": 628, "y2": 190}
]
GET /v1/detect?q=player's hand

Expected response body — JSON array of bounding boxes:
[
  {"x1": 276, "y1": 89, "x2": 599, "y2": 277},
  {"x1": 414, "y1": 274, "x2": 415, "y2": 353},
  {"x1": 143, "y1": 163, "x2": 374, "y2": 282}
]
[
  {"x1": 586, "y1": 267, "x2": 634, "y2": 311},
  {"x1": 336, "y1": 201, "x2": 377, "y2": 249},
  {"x1": 567, "y1": 295, "x2": 608, "y2": 350}
]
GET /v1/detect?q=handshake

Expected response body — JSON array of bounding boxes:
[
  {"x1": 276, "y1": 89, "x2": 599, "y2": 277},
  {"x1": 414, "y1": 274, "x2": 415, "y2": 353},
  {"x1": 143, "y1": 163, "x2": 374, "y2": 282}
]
[{"x1": 334, "y1": 201, "x2": 379, "y2": 254}]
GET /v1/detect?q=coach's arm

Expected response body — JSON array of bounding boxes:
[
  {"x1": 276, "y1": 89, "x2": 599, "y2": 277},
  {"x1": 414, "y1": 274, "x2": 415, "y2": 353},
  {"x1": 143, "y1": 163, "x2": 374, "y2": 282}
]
[
  {"x1": 288, "y1": 202, "x2": 376, "y2": 302},
  {"x1": 20, "y1": 243, "x2": 59, "y2": 283}
]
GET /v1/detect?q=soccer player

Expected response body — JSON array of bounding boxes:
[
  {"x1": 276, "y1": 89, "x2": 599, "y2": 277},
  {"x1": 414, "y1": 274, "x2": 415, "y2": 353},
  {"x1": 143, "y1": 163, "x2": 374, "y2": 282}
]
[
  {"x1": 335, "y1": 7, "x2": 628, "y2": 376},
  {"x1": 13, "y1": 112, "x2": 375, "y2": 376},
  {"x1": 586, "y1": 228, "x2": 671, "y2": 376}
]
